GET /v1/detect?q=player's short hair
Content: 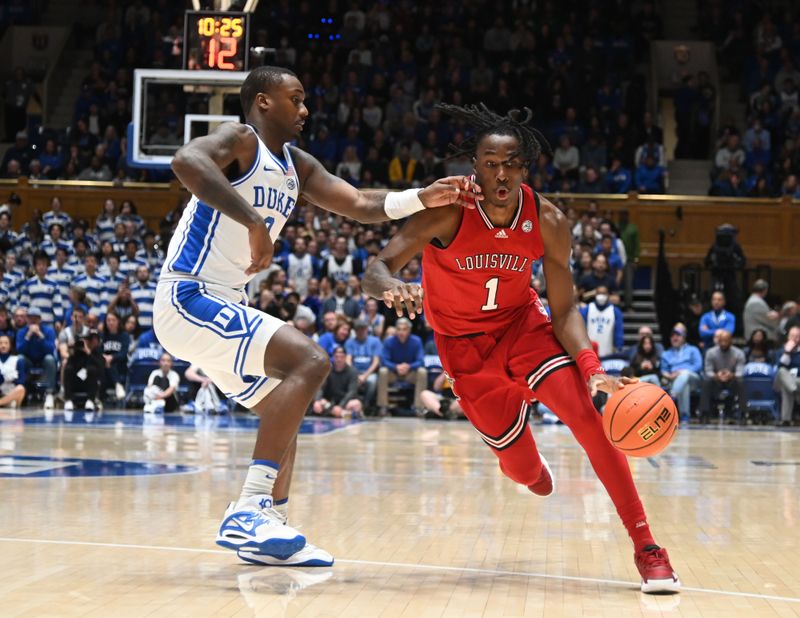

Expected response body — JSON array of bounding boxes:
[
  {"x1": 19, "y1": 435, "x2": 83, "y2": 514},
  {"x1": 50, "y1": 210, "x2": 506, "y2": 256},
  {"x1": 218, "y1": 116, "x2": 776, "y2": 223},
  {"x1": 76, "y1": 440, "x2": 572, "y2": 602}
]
[
  {"x1": 437, "y1": 102, "x2": 552, "y2": 166},
  {"x1": 240, "y1": 66, "x2": 297, "y2": 115}
]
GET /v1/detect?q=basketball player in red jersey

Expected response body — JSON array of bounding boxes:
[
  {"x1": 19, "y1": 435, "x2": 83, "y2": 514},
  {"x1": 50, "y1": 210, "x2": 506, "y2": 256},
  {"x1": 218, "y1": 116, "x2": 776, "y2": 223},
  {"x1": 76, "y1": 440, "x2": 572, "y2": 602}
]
[{"x1": 363, "y1": 104, "x2": 680, "y2": 593}]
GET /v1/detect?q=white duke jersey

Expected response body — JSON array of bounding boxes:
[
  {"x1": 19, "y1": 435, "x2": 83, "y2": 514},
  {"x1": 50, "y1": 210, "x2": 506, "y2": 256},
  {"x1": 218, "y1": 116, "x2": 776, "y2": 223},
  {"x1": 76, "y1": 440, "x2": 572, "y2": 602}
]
[{"x1": 162, "y1": 126, "x2": 299, "y2": 290}]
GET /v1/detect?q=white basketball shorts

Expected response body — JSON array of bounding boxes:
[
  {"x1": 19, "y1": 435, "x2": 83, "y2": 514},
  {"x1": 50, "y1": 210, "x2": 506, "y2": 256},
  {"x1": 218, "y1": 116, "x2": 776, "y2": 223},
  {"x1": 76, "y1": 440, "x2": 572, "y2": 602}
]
[{"x1": 153, "y1": 278, "x2": 284, "y2": 408}]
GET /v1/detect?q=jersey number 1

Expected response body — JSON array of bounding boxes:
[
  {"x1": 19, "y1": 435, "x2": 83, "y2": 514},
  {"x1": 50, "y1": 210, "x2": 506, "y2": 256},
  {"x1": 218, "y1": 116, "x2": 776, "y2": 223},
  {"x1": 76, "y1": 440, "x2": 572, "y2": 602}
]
[{"x1": 481, "y1": 277, "x2": 499, "y2": 311}]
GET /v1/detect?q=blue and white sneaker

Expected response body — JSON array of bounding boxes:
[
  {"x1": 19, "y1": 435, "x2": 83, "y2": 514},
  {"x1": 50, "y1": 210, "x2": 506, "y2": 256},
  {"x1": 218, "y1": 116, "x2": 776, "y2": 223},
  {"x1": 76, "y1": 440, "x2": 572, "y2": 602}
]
[
  {"x1": 216, "y1": 495, "x2": 306, "y2": 559},
  {"x1": 237, "y1": 543, "x2": 334, "y2": 567}
]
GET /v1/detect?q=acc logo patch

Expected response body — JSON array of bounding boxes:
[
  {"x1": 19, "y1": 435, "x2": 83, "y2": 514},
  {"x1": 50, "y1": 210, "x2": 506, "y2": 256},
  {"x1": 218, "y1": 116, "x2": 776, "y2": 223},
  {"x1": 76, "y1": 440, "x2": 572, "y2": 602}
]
[
  {"x1": 286, "y1": 178, "x2": 296, "y2": 190},
  {"x1": 522, "y1": 220, "x2": 533, "y2": 233}
]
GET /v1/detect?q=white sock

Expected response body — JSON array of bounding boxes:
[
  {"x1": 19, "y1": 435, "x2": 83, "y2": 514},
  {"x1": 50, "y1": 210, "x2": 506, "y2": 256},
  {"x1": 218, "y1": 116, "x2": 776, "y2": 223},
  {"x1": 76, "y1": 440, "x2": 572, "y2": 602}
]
[
  {"x1": 274, "y1": 498, "x2": 289, "y2": 523},
  {"x1": 239, "y1": 459, "x2": 279, "y2": 502}
]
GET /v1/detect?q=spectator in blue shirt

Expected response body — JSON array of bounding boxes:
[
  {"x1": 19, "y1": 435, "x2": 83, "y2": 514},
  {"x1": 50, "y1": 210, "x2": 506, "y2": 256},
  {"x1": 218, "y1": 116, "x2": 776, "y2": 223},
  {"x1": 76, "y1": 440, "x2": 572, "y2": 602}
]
[
  {"x1": 660, "y1": 322, "x2": 703, "y2": 421},
  {"x1": 345, "y1": 319, "x2": 382, "y2": 409},
  {"x1": 605, "y1": 157, "x2": 632, "y2": 193},
  {"x1": 634, "y1": 155, "x2": 666, "y2": 193},
  {"x1": 698, "y1": 291, "x2": 736, "y2": 349},
  {"x1": 318, "y1": 319, "x2": 352, "y2": 358},
  {"x1": 15, "y1": 307, "x2": 58, "y2": 409},
  {"x1": 377, "y1": 317, "x2": 427, "y2": 414}
]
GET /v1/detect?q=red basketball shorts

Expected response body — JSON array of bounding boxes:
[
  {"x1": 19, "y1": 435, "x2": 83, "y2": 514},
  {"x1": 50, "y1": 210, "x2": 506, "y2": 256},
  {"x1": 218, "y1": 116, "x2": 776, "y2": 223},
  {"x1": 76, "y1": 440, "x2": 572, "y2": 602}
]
[{"x1": 434, "y1": 304, "x2": 574, "y2": 452}]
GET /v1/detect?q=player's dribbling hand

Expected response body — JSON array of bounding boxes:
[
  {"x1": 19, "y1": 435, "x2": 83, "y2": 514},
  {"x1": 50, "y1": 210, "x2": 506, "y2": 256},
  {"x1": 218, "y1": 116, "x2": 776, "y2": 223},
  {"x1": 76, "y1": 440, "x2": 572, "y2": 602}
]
[
  {"x1": 245, "y1": 222, "x2": 274, "y2": 275},
  {"x1": 588, "y1": 374, "x2": 639, "y2": 397},
  {"x1": 419, "y1": 176, "x2": 482, "y2": 210},
  {"x1": 382, "y1": 281, "x2": 424, "y2": 319}
]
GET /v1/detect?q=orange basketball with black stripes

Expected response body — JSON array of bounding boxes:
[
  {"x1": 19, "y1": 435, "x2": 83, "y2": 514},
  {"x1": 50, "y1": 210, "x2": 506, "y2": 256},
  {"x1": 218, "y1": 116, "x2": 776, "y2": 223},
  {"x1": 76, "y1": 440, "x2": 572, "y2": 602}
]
[{"x1": 602, "y1": 383, "x2": 678, "y2": 457}]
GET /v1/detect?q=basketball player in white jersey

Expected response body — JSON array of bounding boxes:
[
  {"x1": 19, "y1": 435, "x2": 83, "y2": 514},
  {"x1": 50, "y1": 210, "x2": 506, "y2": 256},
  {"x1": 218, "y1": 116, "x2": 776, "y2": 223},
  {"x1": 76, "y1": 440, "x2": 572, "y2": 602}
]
[{"x1": 153, "y1": 66, "x2": 478, "y2": 566}]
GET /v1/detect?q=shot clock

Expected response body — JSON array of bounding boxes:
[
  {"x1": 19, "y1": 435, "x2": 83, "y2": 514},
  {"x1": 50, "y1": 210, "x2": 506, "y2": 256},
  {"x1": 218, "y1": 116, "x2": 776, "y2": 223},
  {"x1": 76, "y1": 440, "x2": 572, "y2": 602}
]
[{"x1": 184, "y1": 11, "x2": 250, "y2": 71}]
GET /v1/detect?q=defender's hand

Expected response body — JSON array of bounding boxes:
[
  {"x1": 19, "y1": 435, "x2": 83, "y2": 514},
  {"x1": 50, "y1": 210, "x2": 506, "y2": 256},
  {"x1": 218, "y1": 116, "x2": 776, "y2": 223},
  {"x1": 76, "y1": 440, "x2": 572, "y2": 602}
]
[
  {"x1": 589, "y1": 374, "x2": 639, "y2": 397},
  {"x1": 382, "y1": 281, "x2": 424, "y2": 319},
  {"x1": 245, "y1": 221, "x2": 274, "y2": 275},
  {"x1": 419, "y1": 176, "x2": 482, "y2": 210}
]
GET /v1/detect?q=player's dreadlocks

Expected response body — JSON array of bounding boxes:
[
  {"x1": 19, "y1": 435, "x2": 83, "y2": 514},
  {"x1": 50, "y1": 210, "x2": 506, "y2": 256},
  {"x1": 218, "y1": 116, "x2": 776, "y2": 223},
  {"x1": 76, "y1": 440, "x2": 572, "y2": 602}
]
[{"x1": 436, "y1": 103, "x2": 552, "y2": 165}]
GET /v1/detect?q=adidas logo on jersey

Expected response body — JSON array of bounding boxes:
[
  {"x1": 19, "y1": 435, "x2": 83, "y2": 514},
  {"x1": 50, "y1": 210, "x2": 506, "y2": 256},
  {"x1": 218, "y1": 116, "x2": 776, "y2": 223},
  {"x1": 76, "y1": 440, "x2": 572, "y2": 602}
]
[{"x1": 494, "y1": 229, "x2": 509, "y2": 239}]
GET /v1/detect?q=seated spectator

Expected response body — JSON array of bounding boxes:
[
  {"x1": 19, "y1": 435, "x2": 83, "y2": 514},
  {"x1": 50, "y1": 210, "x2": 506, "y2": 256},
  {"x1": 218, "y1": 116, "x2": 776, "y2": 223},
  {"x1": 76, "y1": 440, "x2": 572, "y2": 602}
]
[
  {"x1": 311, "y1": 346, "x2": 362, "y2": 418},
  {"x1": 124, "y1": 315, "x2": 141, "y2": 357},
  {"x1": 184, "y1": 365, "x2": 224, "y2": 414},
  {"x1": 63, "y1": 329, "x2": 104, "y2": 412},
  {"x1": 634, "y1": 139, "x2": 666, "y2": 168},
  {"x1": 700, "y1": 330, "x2": 746, "y2": 421},
  {"x1": 699, "y1": 291, "x2": 736, "y2": 349},
  {"x1": 420, "y1": 368, "x2": 465, "y2": 420},
  {"x1": 660, "y1": 323, "x2": 703, "y2": 422},
  {"x1": 579, "y1": 133, "x2": 607, "y2": 174},
  {"x1": 553, "y1": 134, "x2": 580, "y2": 181},
  {"x1": 108, "y1": 281, "x2": 139, "y2": 323},
  {"x1": 714, "y1": 133, "x2": 745, "y2": 173},
  {"x1": 377, "y1": 318, "x2": 427, "y2": 414},
  {"x1": 709, "y1": 170, "x2": 746, "y2": 196},
  {"x1": 321, "y1": 278, "x2": 361, "y2": 321},
  {"x1": 143, "y1": 352, "x2": 180, "y2": 413},
  {"x1": 744, "y1": 279, "x2": 779, "y2": 341},
  {"x1": 0, "y1": 334, "x2": 26, "y2": 408},
  {"x1": 102, "y1": 312, "x2": 129, "y2": 401},
  {"x1": 744, "y1": 328, "x2": 773, "y2": 363},
  {"x1": 630, "y1": 334, "x2": 661, "y2": 385},
  {"x1": 605, "y1": 157, "x2": 632, "y2": 193},
  {"x1": 774, "y1": 326, "x2": 800, "y2": 427},
  {"x1": 360, "y1": 297, "x2": 385, "y2": 338},
  {"x1": 634, "y1": 155, "x2": 666, "y2": 193},
  {"x1": 576, "y1": 166, "x2": 605, "y2": 193},
  {"x1": 573, "y1": 251, "x2": 593, "y2": 285},
  {"x1": 580, "y1": 286, "x2": 624, "y2": 357},
  {"x1": 628, "y1": 326, "x2": 665, "y2": 359},
  {"x1": 318, "y1": 318, "x2": 352, "y2": 358},
  {"x1": 578, "y1": 254, "x2": 617, "y2": 299},
  {"x1": 388, "y1": 143, "x2": 416, "y2": 189},
  {"x1": 16, "y1": 307, "x2": 57, "y2": 409},
  {"x1": 58, "y1": 305, "x2": 90, "y2": 372},
  {"x1": 77, "y1": 155, "x2": 112, "y2": 181},
  {"x1": 345, "y1": 318, "x2": 382, "y2": 410},
  {"x1": 130, "y1": 265, "x2": 156, "y2": 329}
]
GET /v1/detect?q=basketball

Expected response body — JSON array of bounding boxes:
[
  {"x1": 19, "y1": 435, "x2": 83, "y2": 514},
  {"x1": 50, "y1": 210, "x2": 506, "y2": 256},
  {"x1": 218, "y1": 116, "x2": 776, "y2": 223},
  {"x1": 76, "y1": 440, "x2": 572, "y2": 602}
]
[{"x1": 603, "y1": 383, "x2": 678, "y2": 457}]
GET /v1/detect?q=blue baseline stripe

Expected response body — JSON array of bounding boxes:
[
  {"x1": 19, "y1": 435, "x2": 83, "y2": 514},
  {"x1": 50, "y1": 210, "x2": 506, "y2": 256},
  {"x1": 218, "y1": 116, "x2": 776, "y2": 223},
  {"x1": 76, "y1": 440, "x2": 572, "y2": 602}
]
[
  {"x1": 171, "y1": 202, "x2": 214, "y2": 274},
  {"x1": 192, "y1": 210, "x2": 221, "y2": 276},
  {"x1": 166, "y1": 203, "x2": 198, "y2": 271}
]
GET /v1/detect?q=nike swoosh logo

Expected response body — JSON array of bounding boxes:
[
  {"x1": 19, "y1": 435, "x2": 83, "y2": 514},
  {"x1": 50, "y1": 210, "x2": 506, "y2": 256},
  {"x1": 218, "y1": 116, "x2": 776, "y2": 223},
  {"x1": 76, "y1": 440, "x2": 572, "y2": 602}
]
[
  {"x1": 263, "y1": 165, "x2": 277, "y2": 172},
  {"x1": 229, "y1": 515, "x2": 259, "y2": 534}
]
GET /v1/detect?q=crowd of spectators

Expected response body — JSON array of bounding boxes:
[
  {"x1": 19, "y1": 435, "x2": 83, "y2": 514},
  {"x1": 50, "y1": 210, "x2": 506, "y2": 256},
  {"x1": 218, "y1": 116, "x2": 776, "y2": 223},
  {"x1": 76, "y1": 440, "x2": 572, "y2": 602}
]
[
  {"x1": 0, "y1": 190, "x2": 796, "y2": 424},
  {"x1": 697, "y1": 5, "x2": 800, "y2": 196},
  {"x1": 3, "y1": 0, "x2": 669, "y2": 194}
]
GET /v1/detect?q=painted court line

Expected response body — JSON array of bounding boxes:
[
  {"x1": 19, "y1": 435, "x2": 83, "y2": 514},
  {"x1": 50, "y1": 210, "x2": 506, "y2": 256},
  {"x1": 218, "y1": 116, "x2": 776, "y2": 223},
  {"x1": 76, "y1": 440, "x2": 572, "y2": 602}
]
[{"x1": 0, "y1": 537, "x2": 797, "y2": 604}]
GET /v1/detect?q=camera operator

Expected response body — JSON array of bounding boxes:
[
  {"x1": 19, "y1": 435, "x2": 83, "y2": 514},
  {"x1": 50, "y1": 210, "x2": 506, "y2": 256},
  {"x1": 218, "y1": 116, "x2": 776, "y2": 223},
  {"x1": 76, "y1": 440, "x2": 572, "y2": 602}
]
[
  {"x1": 63, "y1": 329, "x2": 104, "y2": 412},
  {"x1": 704, "y1": 223, "x2": 746, "y2": 322}
]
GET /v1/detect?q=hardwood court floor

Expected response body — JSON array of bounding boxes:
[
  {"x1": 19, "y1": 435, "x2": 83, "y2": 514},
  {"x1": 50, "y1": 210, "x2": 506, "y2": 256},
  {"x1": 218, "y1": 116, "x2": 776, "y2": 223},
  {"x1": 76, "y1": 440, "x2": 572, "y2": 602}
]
[{"x1": 0, "y1": 408, "x2": 799, "y2": 617}]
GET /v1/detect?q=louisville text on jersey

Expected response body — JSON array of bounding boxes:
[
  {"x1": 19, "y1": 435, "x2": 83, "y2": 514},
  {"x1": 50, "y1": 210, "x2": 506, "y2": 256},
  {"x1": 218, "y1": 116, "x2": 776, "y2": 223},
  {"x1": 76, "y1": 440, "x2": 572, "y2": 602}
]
[{"x1": 454, "y1": 253, "x2": 531, "y2": 273}]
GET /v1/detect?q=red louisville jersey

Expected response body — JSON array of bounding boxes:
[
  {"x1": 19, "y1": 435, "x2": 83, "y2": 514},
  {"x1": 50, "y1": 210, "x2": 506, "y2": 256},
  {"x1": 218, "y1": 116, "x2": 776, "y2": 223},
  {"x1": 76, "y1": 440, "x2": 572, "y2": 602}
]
[{"x1": 422, "y1": 184, "x2": 547, "y2": 337}]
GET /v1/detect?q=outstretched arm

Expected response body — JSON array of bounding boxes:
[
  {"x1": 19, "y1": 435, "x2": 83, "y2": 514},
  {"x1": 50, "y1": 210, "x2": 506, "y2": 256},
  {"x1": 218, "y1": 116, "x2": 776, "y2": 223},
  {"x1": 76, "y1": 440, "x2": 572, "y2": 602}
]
[
  {"x1": 292, "y1": 146, "x2": 479, "y2": 224},
  {"x1": 540, "y1": 197, "x2": 633, "y2": 395},
  {"x1": 171, "y1": 122, "x2": 272, "y2": 274},
  {"x1": 362, "y1": 206, "x2": 458, "y2": 319}
]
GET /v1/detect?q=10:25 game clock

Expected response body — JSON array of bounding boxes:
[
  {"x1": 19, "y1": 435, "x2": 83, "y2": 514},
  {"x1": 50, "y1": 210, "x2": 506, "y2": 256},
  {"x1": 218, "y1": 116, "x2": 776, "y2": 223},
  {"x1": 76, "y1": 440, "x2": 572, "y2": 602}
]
[{"x1": 184, "y1": 10, "x2": 250, "y2": 71}]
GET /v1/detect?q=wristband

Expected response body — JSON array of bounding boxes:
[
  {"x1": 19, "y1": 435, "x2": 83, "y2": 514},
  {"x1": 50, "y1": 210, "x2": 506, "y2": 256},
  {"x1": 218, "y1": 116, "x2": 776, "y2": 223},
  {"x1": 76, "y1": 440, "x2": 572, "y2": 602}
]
[
  {"x1": 384, "y1": 188, "x2": 425, "y2": 219},
  {"x1": 576, "y1": 349, "x2": 605, "y2": 383}
]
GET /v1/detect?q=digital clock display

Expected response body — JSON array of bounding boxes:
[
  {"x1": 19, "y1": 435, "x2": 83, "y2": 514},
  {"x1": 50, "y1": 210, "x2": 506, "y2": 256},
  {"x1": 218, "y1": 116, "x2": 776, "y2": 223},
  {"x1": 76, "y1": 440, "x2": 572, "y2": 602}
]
[{"x1": 184, "y1": 11, "x2": 250, "y2": 71}]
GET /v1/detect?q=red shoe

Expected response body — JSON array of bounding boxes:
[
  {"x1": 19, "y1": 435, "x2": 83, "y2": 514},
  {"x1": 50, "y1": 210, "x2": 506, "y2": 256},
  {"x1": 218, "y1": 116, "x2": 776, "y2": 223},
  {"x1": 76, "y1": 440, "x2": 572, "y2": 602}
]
[
  {"x1": 527, "y1": 453, "x2": 555, "y2": 497},
  {"x1": 635, "y1": 545, "x2": 681, "y2": 593}
]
